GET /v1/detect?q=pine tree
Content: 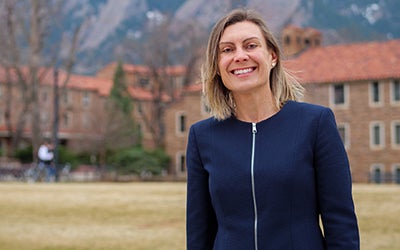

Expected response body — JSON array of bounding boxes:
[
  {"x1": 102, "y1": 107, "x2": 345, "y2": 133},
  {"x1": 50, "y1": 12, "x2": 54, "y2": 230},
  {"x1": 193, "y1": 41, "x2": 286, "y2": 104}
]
[
  {"x1": 110, "y1": 61, "x2": 132, "y2": 115},
  {"x1": 104, "y1": 61, "x2": 140, "y2": 150}
]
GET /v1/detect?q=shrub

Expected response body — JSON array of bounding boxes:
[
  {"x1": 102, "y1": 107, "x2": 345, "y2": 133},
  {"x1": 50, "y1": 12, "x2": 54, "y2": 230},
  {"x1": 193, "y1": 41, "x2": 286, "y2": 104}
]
[
  {"x1": 57, "y1": 146, "x2": 93, "y2": 169},
  {"x1": 14, "y1": 146, "x2": 33, "y2": 163},
  {"x1": 108, "y1": 146, "x2": 170, "y2": 176}
]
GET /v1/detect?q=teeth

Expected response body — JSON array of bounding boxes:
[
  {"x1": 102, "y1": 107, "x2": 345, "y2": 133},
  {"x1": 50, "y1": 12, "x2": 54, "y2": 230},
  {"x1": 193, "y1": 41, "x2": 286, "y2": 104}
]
[{"x1": 234, "y1": 68, "x2": 253, "y2": 75}]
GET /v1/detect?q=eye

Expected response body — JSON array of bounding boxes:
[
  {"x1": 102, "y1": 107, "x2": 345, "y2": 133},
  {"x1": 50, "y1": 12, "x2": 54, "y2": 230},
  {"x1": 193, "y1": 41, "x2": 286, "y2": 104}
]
[
  {"x1": 246, "y1": 43, "x2": 258, "y2": 50},
  {"x1": 220, "y1": 46, "x2": 233, "y2": 54}
]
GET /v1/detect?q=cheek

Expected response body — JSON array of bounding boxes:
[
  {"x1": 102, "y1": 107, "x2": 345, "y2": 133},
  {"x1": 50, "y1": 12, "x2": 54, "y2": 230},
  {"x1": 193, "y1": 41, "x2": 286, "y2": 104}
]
[
  {"x1": 218, "y1": 60, "x2": 230, "y2": 74},
  {"x1": 218, "y1": 58, "x2": 230, "y2": 77},
  {"x1": 219, "y1": 71, "x2": 230, "y2": 89},
  {"x1": 218, "y1": 62, "x2": 232, "y2": 89},
  {"x1": 218, "y1": 56, "x2": 228, "y2": 70},
  {"x1": 218, "y1": 51, "x2": 234, "y2": 66}
]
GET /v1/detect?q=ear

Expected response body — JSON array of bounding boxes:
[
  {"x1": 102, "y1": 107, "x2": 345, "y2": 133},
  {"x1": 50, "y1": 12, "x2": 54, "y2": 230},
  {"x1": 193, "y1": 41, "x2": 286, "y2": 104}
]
[
  {"x1": 270, "y1": 50, "x2": 278, "y2": 68},
  {"x1": 271, "y1": 50, "x2": 278, "y2": 65}
]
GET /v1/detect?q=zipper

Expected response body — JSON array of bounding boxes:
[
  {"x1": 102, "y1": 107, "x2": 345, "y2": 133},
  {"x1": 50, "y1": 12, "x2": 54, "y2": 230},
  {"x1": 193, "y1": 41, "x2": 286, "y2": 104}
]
[{"x1": 251, "y1": 122, "x2": 258, "y2": 250}]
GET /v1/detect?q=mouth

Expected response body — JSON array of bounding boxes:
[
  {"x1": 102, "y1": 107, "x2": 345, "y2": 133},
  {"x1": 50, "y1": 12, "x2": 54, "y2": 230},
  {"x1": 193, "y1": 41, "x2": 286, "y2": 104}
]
[{"x1": 231, "y1": 67, "x2": 256, "y2": 75}]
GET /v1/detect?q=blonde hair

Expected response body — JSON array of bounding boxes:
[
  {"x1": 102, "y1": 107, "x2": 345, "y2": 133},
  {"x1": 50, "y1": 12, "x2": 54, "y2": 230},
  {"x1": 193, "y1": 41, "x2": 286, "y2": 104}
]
[{"x1": 202, "y1": 8, "x2": 304, "y2": 120}]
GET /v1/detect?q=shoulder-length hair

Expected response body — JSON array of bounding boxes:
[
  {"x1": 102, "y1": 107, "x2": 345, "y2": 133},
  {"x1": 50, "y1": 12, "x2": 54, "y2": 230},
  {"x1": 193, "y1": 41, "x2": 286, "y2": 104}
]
[{"x1": 202, "y1": 8, "x2": 304, "y2": 120}]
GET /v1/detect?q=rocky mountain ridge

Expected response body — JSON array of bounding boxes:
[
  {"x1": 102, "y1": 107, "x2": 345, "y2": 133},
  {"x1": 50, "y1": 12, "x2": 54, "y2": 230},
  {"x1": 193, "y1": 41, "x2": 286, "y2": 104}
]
[{"x1": 61, "y1": 0, "x2": 399, "y2": 75}]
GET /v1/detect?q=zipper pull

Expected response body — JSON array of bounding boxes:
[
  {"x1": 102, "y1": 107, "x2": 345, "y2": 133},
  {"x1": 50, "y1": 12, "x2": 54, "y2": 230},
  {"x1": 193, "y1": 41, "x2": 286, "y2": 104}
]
[{"x1": 252, "y1": 123, "x2": 257, "y2": 134}]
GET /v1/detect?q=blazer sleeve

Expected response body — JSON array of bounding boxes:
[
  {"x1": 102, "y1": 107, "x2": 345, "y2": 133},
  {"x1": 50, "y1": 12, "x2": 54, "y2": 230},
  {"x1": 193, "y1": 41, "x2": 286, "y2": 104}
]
[
  {"x1": 186, "y1": 125, "x2": 217, "y2": 250},
  {"x1": 314, "y1": 108, "x2": 360, "y2": 249}
]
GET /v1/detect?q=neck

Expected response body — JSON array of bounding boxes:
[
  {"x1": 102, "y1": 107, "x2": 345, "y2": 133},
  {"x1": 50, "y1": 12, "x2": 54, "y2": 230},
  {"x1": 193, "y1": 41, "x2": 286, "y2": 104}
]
[{"x1": 233, "y1": 92, "x2": 279, "y2": 123}]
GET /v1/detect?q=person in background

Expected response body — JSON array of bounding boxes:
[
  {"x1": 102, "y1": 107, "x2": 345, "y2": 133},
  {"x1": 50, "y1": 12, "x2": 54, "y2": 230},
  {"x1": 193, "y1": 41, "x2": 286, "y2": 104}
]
[
  {"x1": 38, "y1": 140, "x2": 55, "y2": 182},
  {"x1": 186, "y1": 8, "x2": 359, "y2": 249}
]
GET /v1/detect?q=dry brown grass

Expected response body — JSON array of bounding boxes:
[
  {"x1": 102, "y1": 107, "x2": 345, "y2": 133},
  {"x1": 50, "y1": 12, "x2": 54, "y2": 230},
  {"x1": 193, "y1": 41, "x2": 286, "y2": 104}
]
[
  {"x1": 0, "y1": 182, "x2": 186, "y2": 250},
  {"x1": 353, "y1": 184, "x2": 400, "y2": 250},
  {"x1": 0, "y1": 182, "x2": 398, "y2": 249}
]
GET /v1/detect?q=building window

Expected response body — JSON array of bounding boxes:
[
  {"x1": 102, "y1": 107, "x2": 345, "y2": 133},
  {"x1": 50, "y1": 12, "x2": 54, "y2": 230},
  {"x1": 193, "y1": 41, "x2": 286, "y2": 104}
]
[
  {"x1": 138, "y1": 78, "x2": 149, "y2": 87},
  {"x1": 334, "y1": 84, "x2": 345, "y2": 104},
  {"x1": 370, "y1": 121, "x2": 385, "y2": 149},
  {"x1": 136, "y1": 121, "x2": 148, "y2": 138},
  {"x1": 136, "y1": 123, "x2": 143, "y2": 136},
  {"x1": 137, "y1": 102, "x2": 143, "y2": 114},
  {"x1": 82, "y1": 91, "x2": 90, "y2": 106},
  {"x1": 391, "y1": 121, "x2": 400, "y2": 149},
  {"x1": 370, "y1": 164, "x2": 384, "y2": 184},
  {"x1": 391, "y1": 79, "x2": 400, "y2": 104},
  {"x1": 370, "y1": 81, "x2": 382, "y2": 106},
  {"x1": 392, "y1": 164, "x2": 400, "y2": 184},
  {"x1": 63, "y1": 91, "x2": 70, "y2": 104},
  {"x1": 176, "y1": 112, "x2": 186, "y2": 135},
  {"x1": 42, "y1": 90, "x2": 48, "y2": 103},
  {"x1": 40, "y1": 112, "x2": 49, "y2": 125},
  {"x1": 134, "y1": 123, "x2": 143, "y2": 142},
  {"x1": 82, "y1": 114, "x2": 89, "y2": 128},
  {"x1": 63, "y1": 112, "x2": 71, "y2": 128},
  {"x1": 330, "y1": 83, "x2": 349, "y2": 108},
  {"x1": 337, "y1": 123, "x2": 350, "y2": 148},
  {"x1": 176, "y1": 152, "x2": 186, "y2": 173}
]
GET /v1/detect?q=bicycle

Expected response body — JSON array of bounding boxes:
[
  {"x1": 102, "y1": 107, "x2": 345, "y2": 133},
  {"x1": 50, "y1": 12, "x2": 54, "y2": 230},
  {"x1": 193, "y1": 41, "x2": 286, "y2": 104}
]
[{"x1": 24, "y1": 163, "x2": 48, "y2": 182}]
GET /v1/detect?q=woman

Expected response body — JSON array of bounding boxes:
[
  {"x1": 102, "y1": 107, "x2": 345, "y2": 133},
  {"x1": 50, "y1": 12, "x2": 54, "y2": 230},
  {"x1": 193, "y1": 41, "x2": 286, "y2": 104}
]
[{"x1": 186, "y1": 8, "x2": 359, "y2": 250}]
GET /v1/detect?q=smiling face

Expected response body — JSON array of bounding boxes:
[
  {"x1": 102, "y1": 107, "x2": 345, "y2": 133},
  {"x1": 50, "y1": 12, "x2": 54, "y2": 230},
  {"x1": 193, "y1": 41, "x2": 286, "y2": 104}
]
[{"x1": 218, "y1": 21, "x2": 277, "y2": 95}]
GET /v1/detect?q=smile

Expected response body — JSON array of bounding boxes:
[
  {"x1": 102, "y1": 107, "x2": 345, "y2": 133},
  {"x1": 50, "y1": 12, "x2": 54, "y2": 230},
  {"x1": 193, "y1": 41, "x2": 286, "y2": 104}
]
[{"x1": 232, "y1": 67, "x2": 255, "y2": 75}]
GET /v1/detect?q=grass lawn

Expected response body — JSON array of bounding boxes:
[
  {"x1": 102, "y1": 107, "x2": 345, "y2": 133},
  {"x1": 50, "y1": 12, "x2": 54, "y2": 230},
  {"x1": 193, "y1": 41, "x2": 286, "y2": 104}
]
[{"x1": 0, "y1": 182, "x2": 398, "y2": 249}]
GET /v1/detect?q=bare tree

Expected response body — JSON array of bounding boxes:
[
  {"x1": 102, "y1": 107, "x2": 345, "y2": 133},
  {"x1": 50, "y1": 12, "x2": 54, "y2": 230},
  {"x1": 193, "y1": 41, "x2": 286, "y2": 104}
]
[
  {"x1": 0, "y1": 0, "x2": 83, "y2": 159},
  {"x1": 124, "y1": 14, "x2": 207, "y2": 149}
]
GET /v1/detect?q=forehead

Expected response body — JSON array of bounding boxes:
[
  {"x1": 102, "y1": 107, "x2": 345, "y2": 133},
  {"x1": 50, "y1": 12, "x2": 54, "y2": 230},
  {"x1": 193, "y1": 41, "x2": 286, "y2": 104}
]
[{"x1": 220, "y1": 21, "x2": 264, "y2": 43}]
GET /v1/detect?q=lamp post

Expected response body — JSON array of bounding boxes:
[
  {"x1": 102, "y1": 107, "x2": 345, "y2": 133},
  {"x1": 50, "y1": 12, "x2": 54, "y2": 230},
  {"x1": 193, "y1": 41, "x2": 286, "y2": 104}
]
[{"x1": 53, "y1": 68, "x2": 60, "y2": 181}]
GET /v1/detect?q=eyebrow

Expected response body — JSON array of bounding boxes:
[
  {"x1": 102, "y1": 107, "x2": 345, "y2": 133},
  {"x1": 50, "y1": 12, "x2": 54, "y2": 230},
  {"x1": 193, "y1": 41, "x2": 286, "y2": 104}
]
[{"x1": 219, "y1": 36, "x2": 261, "y2": 46}]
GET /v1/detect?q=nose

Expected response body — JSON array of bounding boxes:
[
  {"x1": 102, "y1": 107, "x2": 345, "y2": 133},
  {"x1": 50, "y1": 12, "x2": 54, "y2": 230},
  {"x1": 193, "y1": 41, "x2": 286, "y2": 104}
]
[{"x1": 234, "y1": 48, "x2": 249, "y2": 62}]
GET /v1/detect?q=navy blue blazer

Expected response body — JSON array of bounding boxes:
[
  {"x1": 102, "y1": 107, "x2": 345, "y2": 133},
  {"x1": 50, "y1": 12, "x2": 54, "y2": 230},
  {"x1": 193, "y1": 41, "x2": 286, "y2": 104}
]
[{"x1": 186, "y1": 101, "x2": 359, "y2": 250}]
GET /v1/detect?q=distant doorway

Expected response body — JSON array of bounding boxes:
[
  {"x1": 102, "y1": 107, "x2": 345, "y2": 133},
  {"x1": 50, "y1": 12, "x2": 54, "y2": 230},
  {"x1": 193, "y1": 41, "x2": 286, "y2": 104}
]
[
  {"x1": 394, "y1": 167, "x2": 400, "y2": 184},
  {"x1": 370, "y1": 165, "x2": 384, "y2": 184}
]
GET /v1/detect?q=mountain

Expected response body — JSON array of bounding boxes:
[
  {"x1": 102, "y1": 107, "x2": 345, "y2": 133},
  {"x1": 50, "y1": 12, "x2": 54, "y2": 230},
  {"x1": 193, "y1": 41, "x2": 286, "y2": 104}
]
[{"x1": 59, "y1": 0, "x2": 400, "y2": 75}]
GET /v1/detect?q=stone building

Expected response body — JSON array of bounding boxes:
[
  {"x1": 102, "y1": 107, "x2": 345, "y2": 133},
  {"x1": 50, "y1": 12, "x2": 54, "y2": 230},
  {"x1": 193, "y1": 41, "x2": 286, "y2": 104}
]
[
  {"x1": 164, "y1": 83, "x2": 209, "y2": 177},
  {"x1": 285, "y1": 39, "x2": 400, "y2": 183},
  {"x1": 1, "y1": 28, "x2": 399, "y2": 183},
  {"x1": 0, "y1": 68, "x2": 113, "y2": 155},
  {"x1": 164, "y1": 36, "x2": 400, "y2": 183}
]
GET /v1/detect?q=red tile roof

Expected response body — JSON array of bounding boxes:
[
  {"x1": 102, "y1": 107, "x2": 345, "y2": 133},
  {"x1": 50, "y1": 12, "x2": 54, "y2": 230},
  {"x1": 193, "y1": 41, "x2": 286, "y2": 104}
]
[
  {"x1": 0, "y1": 65, "x2": 179, "y2": 101},
  {"x1": 284, "y1": 39, "x2": 400, "y2": 84},
  {"x1": 127, "y1": 86, "x2": 172, "y2": 102},
  {"x1": 121, "y1": 63, "x2": 150, "y2": 75},
  {"x1": 0, "y1": 66, "x2": 113, "y2": 96},
  {"x1": 40, "y1": 68, "x2": 113, "y2": 97},
  {"x1": 127, "y1": 86, "x2": 153, "y2": 100},
  {"x1": 67, "y1": 74, "x2": 112, "y2": 96},
  {"x1": 184, "y1": 82, "x2": 202, "y2": 93},
  {"x1": 97, "y1": 62, "x2": 186, "y2": 78}
]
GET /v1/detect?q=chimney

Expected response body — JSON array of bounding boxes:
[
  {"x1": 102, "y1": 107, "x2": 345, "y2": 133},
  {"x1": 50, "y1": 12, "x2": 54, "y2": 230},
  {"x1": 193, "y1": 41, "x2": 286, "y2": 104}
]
[{"x1": 281, "y1": 25, "x2": 322, "y2": 57}]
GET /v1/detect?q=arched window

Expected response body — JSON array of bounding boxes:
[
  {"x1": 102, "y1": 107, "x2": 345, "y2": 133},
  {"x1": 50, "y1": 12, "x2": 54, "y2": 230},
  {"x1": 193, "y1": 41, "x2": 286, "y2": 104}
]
[
  {"x1": 176, "y1": 152, "x2": 186, "y2": 174},
  {"x1": 370, "y1": 164, "x2": 384, "y2": 183},
  {"x1": 392, "y1": 165, "x2": 400, "y2": 184}
]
